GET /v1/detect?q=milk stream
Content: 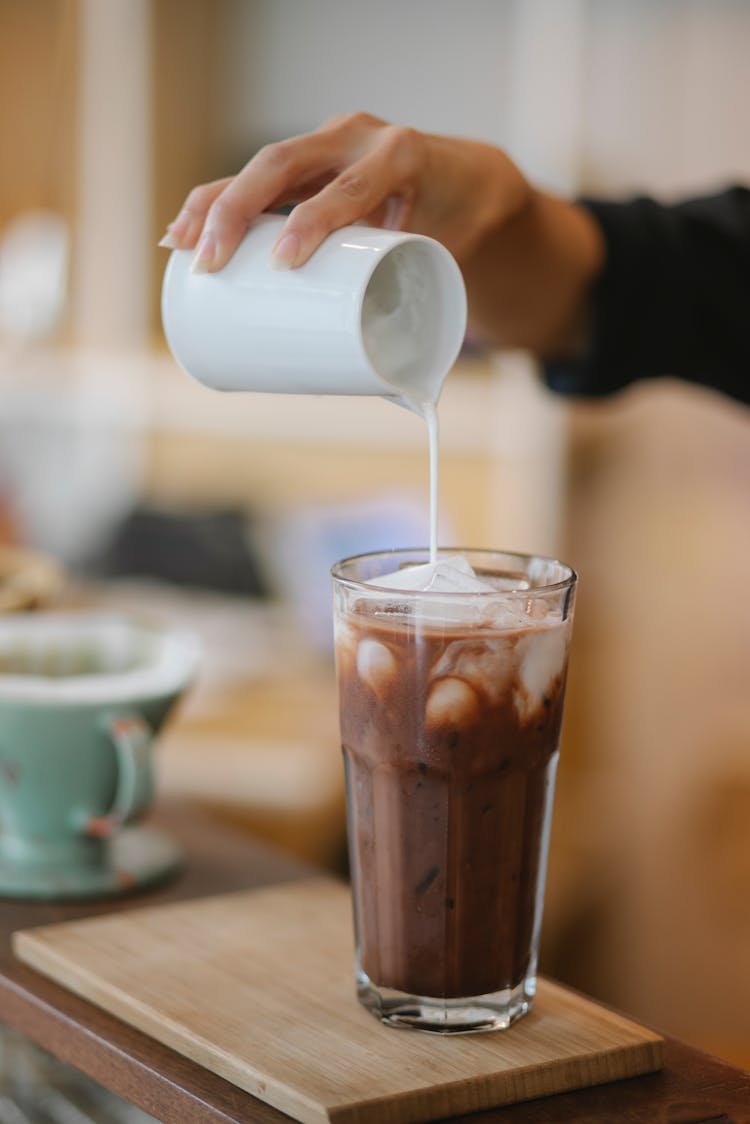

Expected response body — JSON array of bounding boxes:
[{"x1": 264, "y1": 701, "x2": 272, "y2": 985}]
[
  {"x1": 425, "y1": 402, "x2": 439, "y2": 565},
  {"x1": 362, "y1": 245, "x2": 444, "y2": 565},
  {"x1": 399, "y1": 397, "x2": 439, "y2": 566}
]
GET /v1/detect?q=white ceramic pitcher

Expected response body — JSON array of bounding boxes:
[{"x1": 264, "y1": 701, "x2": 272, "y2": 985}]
[{"x1": 161, "y1": 215, "x2": 467, "y2": 410}]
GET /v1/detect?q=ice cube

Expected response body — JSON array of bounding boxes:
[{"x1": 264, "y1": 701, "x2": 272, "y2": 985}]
[
  {"x1": 333, "y1": 618, "x2": 358, "y2": 679},
  {"x1": 526, "y1": 598, "x2": 550, "y2": 620},
  {"x1": 368, "y1": 563, "x2": 434, "y2": 591},
  {"x1": 426, "y1": 676, "x2": 481, "y2": 730},
  {"x1": 431, "y1": 637, "x2": 513, "y2": 706},
  {"x1": 366, "y1": 558, "x2": 536, "y2": 627},
  {"x1": 483, "y1": 602, "x2": 534, "y2": 631},
  {"x1": 373, "y1": 555, "x2": 494, "y2": 594},
  {"x1": 485, "y1": 573, "x2": 532, "y2": 592},
  {"x1": 428, "y1": 560, "x2": 498, "y2": 594},
  {"x1": 513, "y1": 622, "x2": 569, "y2": 721},
  {"x1": 356, "y1": 638, "x2": 397, "y2": 698}
]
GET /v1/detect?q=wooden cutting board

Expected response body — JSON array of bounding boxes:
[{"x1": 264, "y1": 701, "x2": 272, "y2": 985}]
[{"x1": 13, "y1": 877, "x2": 663, "y2": 1124}]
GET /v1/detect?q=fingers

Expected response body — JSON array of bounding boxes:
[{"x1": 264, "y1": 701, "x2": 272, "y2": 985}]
[
  {"x1": 158, "y1": 179, "x2": 233, "y2": 251},
  {"x1": 270, "y1": 125, "x2": 422, "y2": 268},
  {"x1": 157, "y1": 114, "x2": 423, "y2": 273},
  {"x1": 184, "y1": 129, "x2": 353, "y2": 273}
]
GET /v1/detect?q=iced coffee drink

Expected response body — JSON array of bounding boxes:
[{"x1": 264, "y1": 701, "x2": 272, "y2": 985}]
[{"x1": 332, "y1": 548, "x2": 576, "y2": 1033}]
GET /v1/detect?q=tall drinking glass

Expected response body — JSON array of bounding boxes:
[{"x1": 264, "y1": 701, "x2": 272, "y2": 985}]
[{"x1": 332, "y1": 549, "x2": 577, "y2": 1033}]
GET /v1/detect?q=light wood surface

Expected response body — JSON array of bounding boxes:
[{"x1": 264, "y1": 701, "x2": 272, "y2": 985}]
[{"x1": 14, "y1": 877, "x2": 663, "y2": 1124}]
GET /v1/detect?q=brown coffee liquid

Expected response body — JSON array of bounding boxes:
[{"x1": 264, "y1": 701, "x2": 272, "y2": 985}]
[{"x1": 338, "y1": 611, "x2": 568, "y2": 999}]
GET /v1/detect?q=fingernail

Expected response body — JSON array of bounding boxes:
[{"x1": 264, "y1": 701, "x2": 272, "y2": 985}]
[
  {"x1": 271, "y1": 232, "x2": 300, "y2": 269},
  {"x1": 159, "y1": 210, "x2": 193, "y2": 249},
  {"x1": 191, "y1": 232, "x2": 217, "y2": 274}
]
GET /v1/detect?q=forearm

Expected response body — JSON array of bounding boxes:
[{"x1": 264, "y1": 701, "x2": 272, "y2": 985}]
[{"x1": 461, "y1": 189, "x2": 605, "y2": 358}]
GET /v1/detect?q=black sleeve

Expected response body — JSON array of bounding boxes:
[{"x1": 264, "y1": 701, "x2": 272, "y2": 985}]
[{"x1": 542, "y1": 186, "x2": 750, "y2": 405}]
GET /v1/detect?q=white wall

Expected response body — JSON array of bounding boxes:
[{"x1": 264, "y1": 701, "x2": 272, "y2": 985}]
[
  {"x1": 220, "y1": 0, "x2": 750, "y2": 195},
  {"x1": 218, "y1": 0, "x2": 516, "y2": 158},
  {"x1": 581, "y1": 0, "x2": 750, "y2": 194}
]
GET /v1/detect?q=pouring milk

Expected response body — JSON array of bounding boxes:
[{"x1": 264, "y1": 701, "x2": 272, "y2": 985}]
[{"x1": 161, "y1": 215, "x2": 466, "y2": 567}]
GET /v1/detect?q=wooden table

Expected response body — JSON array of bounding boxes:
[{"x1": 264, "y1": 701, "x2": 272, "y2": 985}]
[{"x1": 1, "y1": 801, "x2": 748, "y2": 1124}]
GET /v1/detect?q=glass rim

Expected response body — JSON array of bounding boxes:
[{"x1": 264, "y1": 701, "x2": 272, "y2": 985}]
[{"x1": 330, "y1": 547, "x2": 577, "y2": 598}]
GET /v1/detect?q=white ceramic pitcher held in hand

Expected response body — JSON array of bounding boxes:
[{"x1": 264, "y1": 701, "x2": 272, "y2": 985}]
[{"x1": 161, "y1": 214, "x2": 467, "y2": 412}]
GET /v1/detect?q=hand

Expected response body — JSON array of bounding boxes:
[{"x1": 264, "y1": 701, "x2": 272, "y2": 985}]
[
  {"x1": 159, "y1": 112, "x2": 531, "y2": 274},
  {"x1": 160, "y1": 112, "x2": 603, "y2": 356}
]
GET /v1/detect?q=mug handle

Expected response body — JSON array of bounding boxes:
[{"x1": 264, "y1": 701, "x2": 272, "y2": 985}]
[{"x1": 81, "y1": 715, "x2": 155, "y2": 839}]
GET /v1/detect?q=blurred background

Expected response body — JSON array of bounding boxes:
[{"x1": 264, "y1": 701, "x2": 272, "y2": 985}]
[{"x1": 1, "y1": 0, "x2": 749, "y2": 1093}]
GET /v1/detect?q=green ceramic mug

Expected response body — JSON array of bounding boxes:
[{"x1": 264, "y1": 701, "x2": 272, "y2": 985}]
[{"x1": 0, "y1": 612, "x2": 199, "y2": 900}]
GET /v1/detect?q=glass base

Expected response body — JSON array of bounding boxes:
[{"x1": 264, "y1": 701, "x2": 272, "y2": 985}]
[{"x1": 356, "y1": 967, "x2": 534, "y2": 1034}]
